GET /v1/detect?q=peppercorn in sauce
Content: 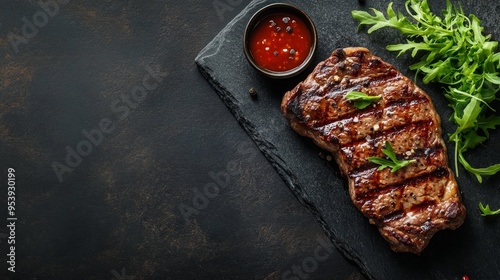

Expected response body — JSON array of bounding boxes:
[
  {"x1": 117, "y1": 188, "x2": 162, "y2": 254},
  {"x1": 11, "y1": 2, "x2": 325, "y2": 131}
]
[{"x1": 248, "y1": 13, "x2": 312, "y2": 72}]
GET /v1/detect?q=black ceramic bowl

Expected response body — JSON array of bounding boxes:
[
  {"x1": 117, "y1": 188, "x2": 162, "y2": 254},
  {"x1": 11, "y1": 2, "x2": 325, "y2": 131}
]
[{"x1": 243, "y1": 3, "x2": 317, "y2": 79}]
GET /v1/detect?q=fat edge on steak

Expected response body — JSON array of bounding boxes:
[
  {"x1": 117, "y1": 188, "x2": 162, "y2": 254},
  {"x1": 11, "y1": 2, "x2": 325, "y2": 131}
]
[{"x1": 281, "y1": 47, "x2": 466, "y2": 254}]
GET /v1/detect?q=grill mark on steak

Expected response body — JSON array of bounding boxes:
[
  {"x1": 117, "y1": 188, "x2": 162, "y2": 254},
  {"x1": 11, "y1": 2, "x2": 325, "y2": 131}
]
[
  {"x1": 318, "y1": 103, "x2": 435, "y2": 146},
  {"x1": 348, "y1": 143, "x2": 445, "y2": 177},
  {"x1": 408, "y1": 200, "x2": 438, "y2": 215},
  {"x1": 383, "y1": 210, "x2": 405, "y2": 223},
  {"x1": 281, "y1": 47, "x2": 466, "y2": 254},
  {"x1": 319, "y1": 71, "x2": 400, "y2": 99},
  {"x1": 342, "y1": 120, "x2": 445, "y2": 173},
  {"x1": 310, "y1": 95, "x2": 429, "y2": 129},
  {"x1": 340, "y1": 119, "x2": 433, "y2": 151},
  {"x1": 354, "y1": 166, "x2": 449, "y2": 201}
]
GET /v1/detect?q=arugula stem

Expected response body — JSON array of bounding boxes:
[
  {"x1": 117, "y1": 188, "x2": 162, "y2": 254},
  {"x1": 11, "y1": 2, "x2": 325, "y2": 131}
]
[{"x1": 454, "y1": 138, "x2": 460, "y2": 177}]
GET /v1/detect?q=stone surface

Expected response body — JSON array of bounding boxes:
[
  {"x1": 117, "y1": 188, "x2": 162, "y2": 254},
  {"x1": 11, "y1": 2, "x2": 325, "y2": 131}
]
[{"x1": 196, "y1": 0, "x2": 500, "y2": 279}]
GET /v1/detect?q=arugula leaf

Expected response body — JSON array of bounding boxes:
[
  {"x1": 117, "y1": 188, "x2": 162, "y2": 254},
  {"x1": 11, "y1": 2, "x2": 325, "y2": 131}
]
[
  {"x1": 352, "y1": 4, "x2": 412, "y2": 34},
  {"x1": 478, "y1": 115, "x2": 500, "y2": 138},
  {"x1": 368, "y1": 141, "x2": 416, "y2": 172},
  {"x1": 352, "y1": 0, "x2": 500, "y2": 181},
  {"x1": 453, "y1": 97, "x2": 481, "y2": 133},
  {"x1": 479, "y1": 202, "x2": 500, "y2": 216},
  {"x1": 458, "y1": 153, "x2": 500, "y2": 183},
  {"x1": 345, "y1": 91, "x2": 381, "y2": 109}
]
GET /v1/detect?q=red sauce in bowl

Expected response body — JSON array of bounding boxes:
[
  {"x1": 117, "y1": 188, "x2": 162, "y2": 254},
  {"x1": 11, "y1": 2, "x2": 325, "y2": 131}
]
[{"x1": 248, "y1": 13, "x2": 313, "y2": 72}]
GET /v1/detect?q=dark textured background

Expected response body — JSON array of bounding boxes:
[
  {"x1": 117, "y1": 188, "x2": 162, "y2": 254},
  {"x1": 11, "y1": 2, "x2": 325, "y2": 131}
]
[{"x1": 0, "y1": 1, "x2": 365, "y2": 279}]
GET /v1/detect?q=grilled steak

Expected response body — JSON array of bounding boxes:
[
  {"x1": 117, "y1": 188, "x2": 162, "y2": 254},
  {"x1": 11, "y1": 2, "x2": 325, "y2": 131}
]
[{"x1": 281, "y1": 47, "x2": 466, "y2": 254}]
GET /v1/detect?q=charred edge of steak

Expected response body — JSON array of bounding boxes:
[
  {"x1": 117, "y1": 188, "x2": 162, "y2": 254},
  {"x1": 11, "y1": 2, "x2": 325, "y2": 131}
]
[
  {"x1": 380, "y1": 199, "x2": 466, "y2": 253},
  {"x1": 281, "y1": 47, "x2": 466, "y2": 254}
]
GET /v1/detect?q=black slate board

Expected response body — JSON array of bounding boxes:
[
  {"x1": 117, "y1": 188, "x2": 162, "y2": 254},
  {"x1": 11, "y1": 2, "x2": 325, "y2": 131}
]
[{"x1": 195, "y1": 0, "x2": 500, "y2": 279}]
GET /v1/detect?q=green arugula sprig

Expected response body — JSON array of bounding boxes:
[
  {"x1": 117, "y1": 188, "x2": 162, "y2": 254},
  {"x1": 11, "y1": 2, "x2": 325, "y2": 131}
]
[
  {"x1": 345, "y1": 91, "x2": 382, "y2": 109},
  {"x1": 479, "y1": 203, "x2": 500, "y2": 217},
  {"x1": 368, "y1": 141, "x2": 416, "y2": 172},
  {"x1": 352, "y1": 0, "x2": 500, "y2": 183}
]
